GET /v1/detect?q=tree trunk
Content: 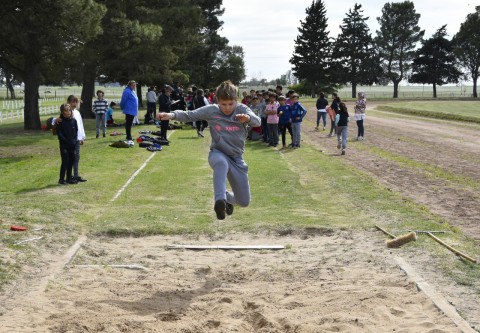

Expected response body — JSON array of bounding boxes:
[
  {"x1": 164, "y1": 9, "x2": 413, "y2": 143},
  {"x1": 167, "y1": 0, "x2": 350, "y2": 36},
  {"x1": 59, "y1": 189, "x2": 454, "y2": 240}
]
[
  {"x1": 137, "y1": 83, "x2": 143, "y2": 108},
  {"x1": 392, "y1": 80, "x2": 400, "y2": 98},
  {"x1": 351, "y1": 82, "x2": 357, "y2": 99},
  {"x1": 433, "y1": 83, "x2": 437, "y2": 98},
  {"x1": 23, "y1": 60, "x2": 41, "y2": 130},
  {"x1": 310, "y1": 85, "x2": 316, "y2": 99},
  {"x1": 6, "y1": 75, "x2": 16, "y2": 99},
  {"x1": 80, "y1": 63, "x2": 96, "y2": 119},
  {"x1": 472, "y1": 72, "x2": 478, "y2": 98}
]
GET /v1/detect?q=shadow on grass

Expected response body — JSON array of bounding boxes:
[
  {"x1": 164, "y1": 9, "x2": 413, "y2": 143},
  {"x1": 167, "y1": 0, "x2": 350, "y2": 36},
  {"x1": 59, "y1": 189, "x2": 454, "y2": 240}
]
[
  {"x1": 15, "y1": 183, "x2": 61, "y2": 194},
  {"x1": 0, "y1": 121, "x2": 54, "y2": 147}
]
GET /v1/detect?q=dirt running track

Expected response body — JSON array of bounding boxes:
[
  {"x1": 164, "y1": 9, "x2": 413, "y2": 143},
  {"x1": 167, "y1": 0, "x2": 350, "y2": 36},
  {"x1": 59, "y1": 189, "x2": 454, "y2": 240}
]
[{"x1": 304, "y1": 102, "x2": 480, "y2": 242}]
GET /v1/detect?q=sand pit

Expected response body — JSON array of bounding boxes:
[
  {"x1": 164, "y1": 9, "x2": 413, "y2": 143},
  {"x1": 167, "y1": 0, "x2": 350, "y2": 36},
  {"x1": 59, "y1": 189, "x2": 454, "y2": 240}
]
[{"x1": 0, "y1": 230, "x2": 469, "y2": 332}]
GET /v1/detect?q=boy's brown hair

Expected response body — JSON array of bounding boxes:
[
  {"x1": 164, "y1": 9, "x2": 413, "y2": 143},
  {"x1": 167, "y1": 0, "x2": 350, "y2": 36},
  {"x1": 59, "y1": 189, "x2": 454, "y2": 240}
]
[
  {"x1": 60, "y1": 103, "x2": 71, "y2": 113},
  {"x1": 216, "y1": 80, "x2": 238, "y2": 101}
]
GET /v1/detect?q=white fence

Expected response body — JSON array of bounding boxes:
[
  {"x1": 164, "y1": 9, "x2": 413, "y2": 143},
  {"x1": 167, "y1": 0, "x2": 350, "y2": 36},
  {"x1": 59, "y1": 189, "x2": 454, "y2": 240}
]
[{"x1": 0, "y1": 98, "x2": 66, "y2": 124}]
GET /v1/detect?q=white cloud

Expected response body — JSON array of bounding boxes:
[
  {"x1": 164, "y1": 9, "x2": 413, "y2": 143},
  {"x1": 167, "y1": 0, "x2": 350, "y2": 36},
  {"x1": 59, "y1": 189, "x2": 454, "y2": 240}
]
[{"x1": 219, "y1": 0, "x2": 474, "y2": 81}]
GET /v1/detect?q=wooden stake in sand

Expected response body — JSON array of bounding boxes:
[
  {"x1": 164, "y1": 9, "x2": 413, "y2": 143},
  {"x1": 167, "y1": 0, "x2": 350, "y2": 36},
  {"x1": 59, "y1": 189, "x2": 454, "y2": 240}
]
[
  {"x1": 14, "y1": 236, "x2": 44, "y2": 245},
  {"x1": 168, "y1": 244, "x2": 285, "y2": 250},
  {"x1": 75, "y1": 264, "x2": 149, "y2": 271}
]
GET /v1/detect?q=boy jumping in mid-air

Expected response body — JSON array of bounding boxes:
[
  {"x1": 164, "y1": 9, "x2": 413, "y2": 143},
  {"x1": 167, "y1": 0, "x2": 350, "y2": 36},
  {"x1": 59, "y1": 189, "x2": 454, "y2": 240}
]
[{"x1": 157, "y1": 80, "x2": 261, "y2": 220}]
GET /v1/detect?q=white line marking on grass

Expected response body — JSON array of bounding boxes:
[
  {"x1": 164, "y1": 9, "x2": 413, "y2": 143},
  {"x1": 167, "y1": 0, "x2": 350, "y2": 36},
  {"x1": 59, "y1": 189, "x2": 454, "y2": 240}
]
[{"x1": 110, "y1": 130, "x2": 175, "y2": 202}]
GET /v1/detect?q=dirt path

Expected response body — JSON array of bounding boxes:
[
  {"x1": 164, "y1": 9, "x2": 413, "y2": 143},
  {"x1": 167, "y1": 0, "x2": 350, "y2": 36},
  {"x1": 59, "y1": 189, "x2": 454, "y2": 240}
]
[{"x1": 303, "y1": 103, "x2": 480, "y2": 242}]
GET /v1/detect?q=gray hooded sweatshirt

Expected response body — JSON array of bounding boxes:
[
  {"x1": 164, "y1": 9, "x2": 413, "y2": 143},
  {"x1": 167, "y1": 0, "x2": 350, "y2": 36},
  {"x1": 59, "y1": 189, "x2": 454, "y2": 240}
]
[{"x1": 171, "y1": 103, "x2": 261, "y2": 157}]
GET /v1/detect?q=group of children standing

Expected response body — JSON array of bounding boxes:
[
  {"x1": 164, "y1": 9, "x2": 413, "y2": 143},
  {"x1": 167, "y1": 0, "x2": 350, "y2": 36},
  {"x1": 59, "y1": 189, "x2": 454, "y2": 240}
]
[
  {"x1": 315, "y1": 91, "x2": 367, "y2": 155},
  {"x1": 245, "y1": 88, "x2": 308, "y2": 149}
]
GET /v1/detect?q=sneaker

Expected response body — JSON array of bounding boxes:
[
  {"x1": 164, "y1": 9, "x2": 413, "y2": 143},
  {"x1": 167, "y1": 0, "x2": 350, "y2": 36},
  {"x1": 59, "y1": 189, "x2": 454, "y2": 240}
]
[
  {"x1": 127, "y1": 140, "x2": 135, "y2": 147},
  {"x1": 75, "y1": 176, "x2": 87, "y2": 182},
  {"x1": 214, "y1": 200, "x2": 226, "y2": 220},
  {"x1": 315, "y1": 126, "x2": 319, "y2": 131},
  {"x1": 58, "y1": 180, "x2": 67, "y2": 185},
  {"x1": 103, "y1": 133, "x2": 106, "y2": 138},
  {"x1": 96, "y1": 134, "x2": 99, "y2": 139},
  {"x1": 327, "y1": 133, "x2": 333, "y2": 137},
  {"x1": 341, "y1": 149, "x2": 346, "y2": 155},
  {"x1": 66, "y1": 178, "x2": 78, "y2": 184},
  {"x1": 146, "y1": 144, "x2": 162, "y2": 152},
  {"x1": 323, "y1": 126, "x2": 326, "y2": 131},
  {"x1": 359, "y1": 136, "x2": 364, "y2": 141},
  {"x1": 337, "y1": 141, "x2": 341, "y2": 149},
  {"x1": 198, "y1": 131, "x2": 204, "y2": 138},
  {"x1": 226, "y1": 202, "x2": 234, "y2": 216}
]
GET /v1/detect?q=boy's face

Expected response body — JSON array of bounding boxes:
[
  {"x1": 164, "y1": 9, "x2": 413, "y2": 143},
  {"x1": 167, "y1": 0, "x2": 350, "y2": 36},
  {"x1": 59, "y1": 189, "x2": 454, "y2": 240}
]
[
  {"x1": 292, "y1": 97, "x2": 299, "y2": 103},
  {"x1": 252, "y1": 99, "x2": 258, "y2": 106},
  {"x1": 62, "y1": 108, "x2": 72, "y2": 118},
  {"x1": 69, "y1": 100, "x2": 78, "y2": 109},
  {"x1": 279, "y1": 100, "x2": 286, "y2": 106},
  {"x1": 97, "y1": 92, "x2": 104, "y2": 99},
  {"x1": 218, "y1": 99, "x2": 237, "y2": 115}
]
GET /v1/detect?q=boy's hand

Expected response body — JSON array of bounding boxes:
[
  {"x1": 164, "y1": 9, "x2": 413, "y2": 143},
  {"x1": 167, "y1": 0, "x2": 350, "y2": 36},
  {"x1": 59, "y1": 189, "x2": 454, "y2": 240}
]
[
  {"x1": 157, "y1": 112, "x2": 172, "y2": 121},
  {"x1": 235, "y1": 114, "x2": 250, "y2": 123}
]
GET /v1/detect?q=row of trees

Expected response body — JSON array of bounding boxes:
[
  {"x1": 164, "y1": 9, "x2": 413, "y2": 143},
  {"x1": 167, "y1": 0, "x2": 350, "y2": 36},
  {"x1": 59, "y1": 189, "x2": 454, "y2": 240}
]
[
  {"x1": 290, "y1": 1, "x2": 480, "y2": 99},
  {"x1": 0, "y1": 0, "x2": 246, "y2": 130}
]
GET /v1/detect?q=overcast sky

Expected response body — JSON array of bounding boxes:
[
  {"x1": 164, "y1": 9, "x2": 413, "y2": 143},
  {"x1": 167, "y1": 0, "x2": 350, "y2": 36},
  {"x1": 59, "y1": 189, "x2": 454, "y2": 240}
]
[{"x1": 219, "y1": 0, "x2": 475, "y2": 81}]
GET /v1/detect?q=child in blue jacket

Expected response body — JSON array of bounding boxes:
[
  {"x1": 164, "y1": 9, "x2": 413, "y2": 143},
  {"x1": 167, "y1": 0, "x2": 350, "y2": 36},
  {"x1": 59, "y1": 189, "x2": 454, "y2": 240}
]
[
  {"x1": 290, "y1": 94, "x2": 307, "y2": 148},
  {"x1": 277, "y1": 96, "x2": 293, "y2": 148}
]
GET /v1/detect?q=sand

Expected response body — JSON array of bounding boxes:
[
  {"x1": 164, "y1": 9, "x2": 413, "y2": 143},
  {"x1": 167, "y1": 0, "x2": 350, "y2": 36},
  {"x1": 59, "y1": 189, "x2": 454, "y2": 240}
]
[{"x1": 0, "y1": 230, "x2": 470, "y2": 332}]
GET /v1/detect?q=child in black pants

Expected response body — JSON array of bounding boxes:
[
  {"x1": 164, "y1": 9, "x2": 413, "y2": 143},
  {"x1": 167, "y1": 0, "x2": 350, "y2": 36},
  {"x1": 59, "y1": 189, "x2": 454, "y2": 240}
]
[{"x1": 57, "y1": 104, "x2": 78, "y2": 185}]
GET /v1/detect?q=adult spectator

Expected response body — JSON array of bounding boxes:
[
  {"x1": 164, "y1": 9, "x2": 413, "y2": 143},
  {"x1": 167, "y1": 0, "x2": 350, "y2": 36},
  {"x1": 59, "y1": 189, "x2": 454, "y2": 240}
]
[
  {"x1": 158, "y1": 85, "x2": 173, "y2": 140},
  {"x1": 120, "y1": 80, "x2": 139, "y2": 146},
  {"x1": 146, "y1": 86, "x2": 157, "y2": 123}
]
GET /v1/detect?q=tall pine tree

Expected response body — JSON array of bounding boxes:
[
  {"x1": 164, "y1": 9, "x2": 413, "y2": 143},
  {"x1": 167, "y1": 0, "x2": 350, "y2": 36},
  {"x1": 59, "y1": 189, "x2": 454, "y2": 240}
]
[
  {"x1": 453, "y1": 6, "x2": 480, "y2": 98},
  {"x1": 290, "y1": 0, "x2": 333, "y2": 97},
  {"x1": 375, "y1": 1, "x2": 424, "y2": 98},
  {"x1": 180, "y1": 0, "x2": 229, "y2": 88},
  {"x1": 333, "y1": 3, "x2": 380, "y2": 98},
  {"x1": 409, "y1": 26, "x2": 462, "y2": 98},
  {"x1": 0, "y1": 0, "x2": 105, "y2": 130}
]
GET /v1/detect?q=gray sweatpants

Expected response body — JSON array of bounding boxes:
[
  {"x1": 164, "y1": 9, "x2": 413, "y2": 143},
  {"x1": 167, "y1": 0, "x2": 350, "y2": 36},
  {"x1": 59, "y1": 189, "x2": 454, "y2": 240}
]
[
  {"x1": 95, "y1": 113, "x2": 106, "y2": 136},
  {"x1": 208, "y1": 149, "x2": 250, "y2": 207},
  {"x1": 292, "y1": 122, "x2": 302, "y2": 146}
]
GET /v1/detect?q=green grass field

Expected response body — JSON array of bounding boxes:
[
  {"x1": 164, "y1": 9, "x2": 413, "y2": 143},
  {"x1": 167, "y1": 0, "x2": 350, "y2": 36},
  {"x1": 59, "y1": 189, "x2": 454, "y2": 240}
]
[
  {"x1": 1, "y1": 102, "x2": 479, "y2": 292},
  {"x1": 375, "y1": 101, "x2": 480, "y2": 123}
]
